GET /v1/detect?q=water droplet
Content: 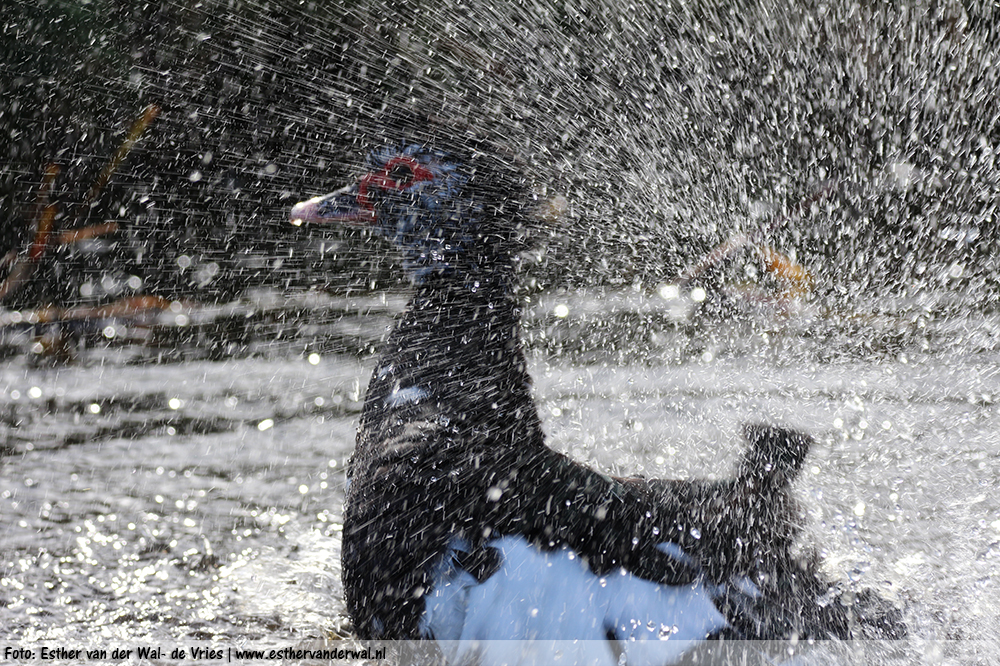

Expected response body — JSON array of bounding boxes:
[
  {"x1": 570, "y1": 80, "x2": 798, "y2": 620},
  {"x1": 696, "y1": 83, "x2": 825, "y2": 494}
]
[{"x1": 658, "y1": 284, "x2": 679, "y2": 300}]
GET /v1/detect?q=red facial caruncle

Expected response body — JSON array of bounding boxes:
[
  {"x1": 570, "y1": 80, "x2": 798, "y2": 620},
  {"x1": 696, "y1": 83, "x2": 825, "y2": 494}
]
[{"x1": 356, "y1": 156, "x2": 435, "y2": 214}]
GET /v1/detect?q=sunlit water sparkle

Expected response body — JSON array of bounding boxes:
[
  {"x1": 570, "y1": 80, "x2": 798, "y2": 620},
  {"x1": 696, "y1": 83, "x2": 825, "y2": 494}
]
[{"x1": 2, "y1": 294, "x2": 1000, "y2": 663}]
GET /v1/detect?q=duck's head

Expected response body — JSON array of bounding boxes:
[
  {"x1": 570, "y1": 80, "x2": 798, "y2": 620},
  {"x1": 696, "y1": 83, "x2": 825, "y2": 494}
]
[{"x1": 291, "y1": 140, "x2": 529, "y2": 280}]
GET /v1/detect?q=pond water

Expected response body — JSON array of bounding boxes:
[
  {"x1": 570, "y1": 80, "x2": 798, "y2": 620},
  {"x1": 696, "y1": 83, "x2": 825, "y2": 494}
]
[{"x1": 2, "y1": 290, "x2": 999, "y2": 663}]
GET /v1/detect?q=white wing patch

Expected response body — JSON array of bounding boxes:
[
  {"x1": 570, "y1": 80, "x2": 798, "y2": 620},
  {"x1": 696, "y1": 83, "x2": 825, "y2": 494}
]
[
  {"x1": 421, "y1": 535, "x2": 729, "y2": 666},
  {"x1": 385, "y1": 385, "x2": 431, "y2": 408}
]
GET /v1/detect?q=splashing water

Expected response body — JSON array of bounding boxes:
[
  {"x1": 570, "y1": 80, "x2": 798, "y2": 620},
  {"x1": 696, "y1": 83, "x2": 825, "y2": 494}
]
[{"x1": 3, "y1": 1, "x2": 1000, "y2": 663}]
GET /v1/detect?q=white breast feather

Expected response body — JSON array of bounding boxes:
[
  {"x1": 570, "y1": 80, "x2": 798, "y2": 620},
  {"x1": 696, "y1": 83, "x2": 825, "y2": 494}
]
[{"x1": 421, "y1": 535, "x2": 731, "y2": 666}]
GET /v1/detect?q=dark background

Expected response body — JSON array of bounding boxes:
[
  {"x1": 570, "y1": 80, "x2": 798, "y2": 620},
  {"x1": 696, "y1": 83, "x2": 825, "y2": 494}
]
[{"x1": 2, "y1": 0, "x2": 998, "y2": 310}]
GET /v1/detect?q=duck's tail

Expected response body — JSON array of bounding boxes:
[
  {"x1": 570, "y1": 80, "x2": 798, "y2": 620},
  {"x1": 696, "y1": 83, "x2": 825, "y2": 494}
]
[
  {"x1": 726, "y1": 424, "x2": 908, "y2": 641},
  {"x1": 736, "y1": 423, "x2": 812, "y2": 491}
]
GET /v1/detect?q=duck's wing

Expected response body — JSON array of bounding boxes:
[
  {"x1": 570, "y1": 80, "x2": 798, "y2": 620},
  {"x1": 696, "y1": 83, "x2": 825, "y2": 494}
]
[{"x1": 344, "y1": 409, "x2": 705, "y2": 639}]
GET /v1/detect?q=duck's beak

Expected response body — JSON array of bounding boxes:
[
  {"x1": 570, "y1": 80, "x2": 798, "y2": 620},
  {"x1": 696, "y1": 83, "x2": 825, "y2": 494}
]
[{"x1": 289, "y1": 184, "x2": 375, "y2": 227}]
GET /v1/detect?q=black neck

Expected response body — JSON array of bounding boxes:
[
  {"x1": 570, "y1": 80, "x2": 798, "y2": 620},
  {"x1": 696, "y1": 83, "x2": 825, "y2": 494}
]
[{"x1": 359, "y1": 262, "x2": 544, "y2": 450}]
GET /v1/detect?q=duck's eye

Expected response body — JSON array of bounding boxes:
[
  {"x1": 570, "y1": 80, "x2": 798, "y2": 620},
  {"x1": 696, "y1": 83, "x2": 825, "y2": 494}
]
[{"x1": 388, "y1": 162, "x2": 415, "y2": 187}]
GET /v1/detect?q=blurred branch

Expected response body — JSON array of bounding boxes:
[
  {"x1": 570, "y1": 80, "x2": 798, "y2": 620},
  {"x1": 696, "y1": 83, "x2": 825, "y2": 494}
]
[{"x1": 1, "y1": 105, "x2": 159, "y2": 304}]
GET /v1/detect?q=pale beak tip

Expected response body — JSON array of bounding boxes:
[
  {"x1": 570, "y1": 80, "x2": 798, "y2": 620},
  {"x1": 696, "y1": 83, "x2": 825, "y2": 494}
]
[{"x1": 289, "y1": 199, "x2": 317, "y2": 225}]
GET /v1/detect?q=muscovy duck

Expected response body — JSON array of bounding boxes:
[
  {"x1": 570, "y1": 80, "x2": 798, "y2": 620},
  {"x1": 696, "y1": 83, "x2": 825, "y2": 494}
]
[{"x1": 291, "y1": 132, "x2": 903, "y2": 664}]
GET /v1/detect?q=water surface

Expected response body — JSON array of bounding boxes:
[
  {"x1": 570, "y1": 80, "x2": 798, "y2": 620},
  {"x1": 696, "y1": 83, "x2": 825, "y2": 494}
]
[{"x1": 2, "y1": 291, "x2": 999, "y2": 663}]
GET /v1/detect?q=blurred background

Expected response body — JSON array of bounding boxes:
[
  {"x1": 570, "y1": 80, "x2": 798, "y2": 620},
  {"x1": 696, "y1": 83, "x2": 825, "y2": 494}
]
[{"x1": 3, "y1": 1, "x2": 997, "y2": 314}]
